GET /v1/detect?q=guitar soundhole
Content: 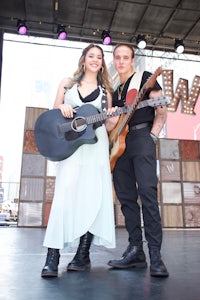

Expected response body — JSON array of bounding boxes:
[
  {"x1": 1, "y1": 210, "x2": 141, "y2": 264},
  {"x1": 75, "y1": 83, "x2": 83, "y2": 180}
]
[{"x1": 71, "y1": 117, "x2": 87, "y2": 132}]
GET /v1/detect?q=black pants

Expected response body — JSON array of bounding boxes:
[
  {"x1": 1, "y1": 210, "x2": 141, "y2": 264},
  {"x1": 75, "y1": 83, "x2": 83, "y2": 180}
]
[{"x1": 113, "y1": 126, "x2": 162, "y2": 250}]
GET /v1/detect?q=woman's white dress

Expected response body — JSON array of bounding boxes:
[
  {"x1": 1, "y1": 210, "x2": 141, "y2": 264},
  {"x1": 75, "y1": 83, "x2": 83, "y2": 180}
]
[{"x1": 43, "y1": 84, "x2": 116, "y2": 249}]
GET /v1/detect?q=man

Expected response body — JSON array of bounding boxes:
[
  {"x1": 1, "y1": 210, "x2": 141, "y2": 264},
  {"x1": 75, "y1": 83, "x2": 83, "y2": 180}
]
[{"x1": 108, "y1": 44, "x2": 169, "y2": 277}]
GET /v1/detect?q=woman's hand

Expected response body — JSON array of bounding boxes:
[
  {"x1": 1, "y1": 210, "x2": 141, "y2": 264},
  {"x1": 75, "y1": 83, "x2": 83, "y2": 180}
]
[
  {"x1": 106, "y1": 106, "x2": 119, "y2": 116},
  {"x1": 58, "y1": 103, "x2": 76, "y2": 118},
  {"x1": 105, "y1": 106, "x2": 119, "y2": 133}
]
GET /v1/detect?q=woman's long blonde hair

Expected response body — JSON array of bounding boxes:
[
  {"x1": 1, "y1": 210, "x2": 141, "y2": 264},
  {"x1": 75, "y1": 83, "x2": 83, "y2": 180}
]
[{"x1": 66, "y1": 44, "x2": 113, "y2": 94}]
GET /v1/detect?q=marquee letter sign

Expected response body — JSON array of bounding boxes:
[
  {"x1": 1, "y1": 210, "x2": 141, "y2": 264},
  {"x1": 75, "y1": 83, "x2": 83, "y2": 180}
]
[{"x1": 162, "y1": 70, "x2": 200, "y2": 115}]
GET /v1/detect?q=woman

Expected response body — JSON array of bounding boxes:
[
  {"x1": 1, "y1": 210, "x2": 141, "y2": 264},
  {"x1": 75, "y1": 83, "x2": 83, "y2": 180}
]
[{"x1": 41, "y1": 44, "x2": 118, "y2": 277}]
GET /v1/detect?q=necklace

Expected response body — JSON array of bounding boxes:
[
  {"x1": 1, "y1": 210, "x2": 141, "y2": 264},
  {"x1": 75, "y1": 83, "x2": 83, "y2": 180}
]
[
  {"x1": 117, "y1": 82, "x2": 125, "y2": 100},
  {"x1": 117, "y1": 72, "x2": 135, "y2": 100}
]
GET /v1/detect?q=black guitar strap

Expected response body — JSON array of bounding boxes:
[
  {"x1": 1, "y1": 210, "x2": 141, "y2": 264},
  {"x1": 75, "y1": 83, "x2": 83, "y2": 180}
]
[
  {"x1": 94, "y1": 85, "x2": 108, "y2": 129},
  {"x1": 101, "y1": 85, "x2": 108, "y2": 111}
]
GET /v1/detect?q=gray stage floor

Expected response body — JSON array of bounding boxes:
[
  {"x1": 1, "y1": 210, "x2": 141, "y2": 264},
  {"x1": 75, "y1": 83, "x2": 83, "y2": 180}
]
[{"x1": 0, "y1": 226, "x2": 200, "y2": 300}]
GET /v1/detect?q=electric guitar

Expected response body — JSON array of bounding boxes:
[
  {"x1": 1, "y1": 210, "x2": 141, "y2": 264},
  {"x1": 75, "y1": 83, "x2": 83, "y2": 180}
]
[
  {"x1": 34, "y1": 92, "x2": 168, "y2": 162},
  {"x1": 109, "y1": 67, "x2": 163, "y2": 172}
]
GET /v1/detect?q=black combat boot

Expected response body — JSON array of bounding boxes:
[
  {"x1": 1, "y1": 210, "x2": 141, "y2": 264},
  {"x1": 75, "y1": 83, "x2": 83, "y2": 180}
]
[
  {"x1": 41, "y1": 248, "x2": 60, "y2": 278},
  {"x1": 67, "y1": 232, "x2": 93, "y2": 271},
  {"x1": 149, "y1": 249, "x2": 169, "y2": 277},
  {"x1": 108, "y1": 244, "x2": 147, "y2": 269}
]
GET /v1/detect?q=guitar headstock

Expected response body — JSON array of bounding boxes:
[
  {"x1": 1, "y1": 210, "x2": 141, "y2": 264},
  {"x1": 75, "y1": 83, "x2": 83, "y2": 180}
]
[
  {"x1": 145, "y1": 67, "x2": 162, "y2": 90},
  {"x1": 147, "y1": 96, "x2": 171, "y2": 107}
]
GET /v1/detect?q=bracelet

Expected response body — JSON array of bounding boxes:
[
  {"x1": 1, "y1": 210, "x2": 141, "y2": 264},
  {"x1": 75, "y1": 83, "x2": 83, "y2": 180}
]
[{"x1": 150, "y1": 132, "x2": 158, "y2": 144}]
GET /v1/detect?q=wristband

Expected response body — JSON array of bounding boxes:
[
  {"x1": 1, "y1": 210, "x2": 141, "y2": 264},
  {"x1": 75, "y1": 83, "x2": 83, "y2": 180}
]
[{"x1": 150, "y1": 132, "x2": 158, "y2": 144}]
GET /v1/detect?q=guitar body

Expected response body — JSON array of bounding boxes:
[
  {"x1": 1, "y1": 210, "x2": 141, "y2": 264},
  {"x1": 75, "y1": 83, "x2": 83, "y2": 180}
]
[
  {"x1": 109, "y1": 88, "x2": 139, "y2": 172},
  {"x1": 34, "y1": 105, "x2": 99, "y2": 161},
  {"x1": 109, "y1": 115, "x2": 129, "y2": 172}
]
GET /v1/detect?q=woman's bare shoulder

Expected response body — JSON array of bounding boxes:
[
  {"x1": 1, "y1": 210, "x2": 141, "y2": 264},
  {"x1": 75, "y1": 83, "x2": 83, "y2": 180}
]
[{"x1": 59, "y1": 77, "x2": 73, "y2": 88}]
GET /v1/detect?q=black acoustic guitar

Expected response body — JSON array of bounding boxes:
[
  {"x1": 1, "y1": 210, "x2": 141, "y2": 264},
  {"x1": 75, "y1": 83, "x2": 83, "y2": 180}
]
[{"x1": 34, "y1": 96, "x2": 170, "y2": 161}]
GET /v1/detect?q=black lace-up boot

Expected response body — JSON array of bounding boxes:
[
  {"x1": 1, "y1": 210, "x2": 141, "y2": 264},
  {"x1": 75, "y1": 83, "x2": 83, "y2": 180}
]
[
  {"x1": 108, "y1": 244, "x2": 147, "y2": 269},
  {"x1": 41, "y1": 248, "x2": 60, "y2": 278},
  {"x1": 67, "y1": 232, "x2": 93, "y2": 271},
  {"x1": 149, "y1": 249, "x2": 169, "y2": 277}
]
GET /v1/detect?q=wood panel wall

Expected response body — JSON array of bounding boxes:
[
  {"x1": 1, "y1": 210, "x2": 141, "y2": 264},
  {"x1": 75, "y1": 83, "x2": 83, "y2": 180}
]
[{"x1": 18, "y1": 107, "x2": 200, "y2": 228}]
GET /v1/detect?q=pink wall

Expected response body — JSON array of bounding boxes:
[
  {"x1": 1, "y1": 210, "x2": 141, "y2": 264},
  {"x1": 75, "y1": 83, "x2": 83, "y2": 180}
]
[{"x1": 166, "y1": 95, "x2": 200, "y2": 140}]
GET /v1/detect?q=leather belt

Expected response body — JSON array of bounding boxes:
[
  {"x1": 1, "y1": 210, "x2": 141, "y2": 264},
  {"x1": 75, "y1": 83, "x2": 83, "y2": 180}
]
[{"x1": 129, "y1": 122, "x2": 152, "y2": 131}]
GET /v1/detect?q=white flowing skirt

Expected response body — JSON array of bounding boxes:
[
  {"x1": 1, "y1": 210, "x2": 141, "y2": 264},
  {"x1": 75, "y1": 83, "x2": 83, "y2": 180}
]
[{"x1": 43, "y1": 125, "x2": 116, "y2": 249}]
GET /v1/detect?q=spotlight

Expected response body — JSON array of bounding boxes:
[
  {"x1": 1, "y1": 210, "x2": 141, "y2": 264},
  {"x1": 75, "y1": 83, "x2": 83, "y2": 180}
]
[
  {"x1": 57, "y1": 25, "x2": 67, "y2": 40},
  {"x1": 101, "y1": 30, "x2": 112, "y2": 45},
  {"x1": 174, "y1": 39, "x2": 185, "y2": 54},
  {"x1": 17, "y1": 19, "x2": 28, "y2": 35},
  {"x1": 136, "y1": 34, "x2": 147, "y2": 49}
]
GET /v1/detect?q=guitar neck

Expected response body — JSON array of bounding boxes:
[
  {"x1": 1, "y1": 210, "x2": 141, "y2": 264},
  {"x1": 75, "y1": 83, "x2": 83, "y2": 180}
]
[
  {"x1": 137, "y1": 98, "x2": 153, "y2": 109},
  {"x1": 59, "y1": 94, "x2": 169, "y2": 135},
  {"x1": 87, "y1": 95, "x2": 169, "y2": 126},
  {"x1": 115, "y1": 67, "x2": 162, "y2": 135},
  {"x1": 86, "y1": 106, "x2": 128, "y2": 125}
]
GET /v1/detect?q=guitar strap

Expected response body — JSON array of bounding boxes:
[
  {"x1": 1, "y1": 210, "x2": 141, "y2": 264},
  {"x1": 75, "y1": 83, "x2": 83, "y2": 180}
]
[
  {"x1": 127, "y1": 71, "x2": 143, "y2": 96},
  {"x1": 93, "y1": 85, "x2": 108, "y2": 129},
  {"x1": 101, "y1": 85, "x2": 108, "y2": 111}
]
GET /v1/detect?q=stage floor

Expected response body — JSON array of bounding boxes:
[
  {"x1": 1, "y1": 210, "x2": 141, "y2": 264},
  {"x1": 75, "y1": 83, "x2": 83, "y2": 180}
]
[{"x1": 0, "y1": 227, "x2": 200, "y2": 300}]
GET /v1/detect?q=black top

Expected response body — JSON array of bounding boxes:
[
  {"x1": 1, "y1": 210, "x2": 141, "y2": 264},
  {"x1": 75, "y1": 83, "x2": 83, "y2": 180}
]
[
  {"x1": 112, "y1": 71, "x2": 162, "y2": 126},
  {"x1": 78, "y1": 86, "x2": 100, "y2": 103}
]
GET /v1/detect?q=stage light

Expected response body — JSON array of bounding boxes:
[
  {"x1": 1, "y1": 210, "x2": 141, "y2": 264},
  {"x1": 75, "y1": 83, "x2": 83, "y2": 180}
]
[
  {"x1": 101, "y1": 30, "x2": 112, "y2": 45},
  {"x1": 57, "y1": 25, "x2": 67, "y2": 40},
  {"x1": 136, "y1": 35, "x2": 147, "y2": 49},
  {"x1": 17, "y1": 20, "x2": 28, "y2": 35},
  {"x1": 174, "y1": 39, "x2": 185, "y2": 54}
]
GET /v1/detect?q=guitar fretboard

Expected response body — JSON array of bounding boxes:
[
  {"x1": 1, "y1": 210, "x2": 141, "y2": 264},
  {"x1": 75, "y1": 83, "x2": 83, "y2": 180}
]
[
  {"x1": 87, "y1": 106, "x2": 127, "y2": 125},
  {"x1": 58, "y1": 94, "x2": 169, "y2": 134}
]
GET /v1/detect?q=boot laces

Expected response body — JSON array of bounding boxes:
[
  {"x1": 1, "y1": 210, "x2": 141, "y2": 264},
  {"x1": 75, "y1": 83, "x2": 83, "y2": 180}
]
[{"x1": 46, "y1": 248, "x2": 59, "y2": 265}]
